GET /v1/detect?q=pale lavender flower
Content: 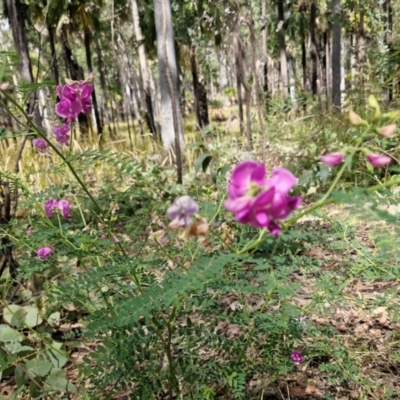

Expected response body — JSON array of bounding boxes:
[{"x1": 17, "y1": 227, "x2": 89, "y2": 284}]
[
  {"x1": 37, "y1": 247, "x2": 52, "y2": 259},
  {"x1": 366, "y1": 154, "x2": 391, "y2": 168},
  {"x1": 320, "y1": 152, "x2": 345, "y2": 167},
  {"x1": 27, "y1": 226, "x2": 33, "y2": 236},
  {"x1": 167, "y1": 195, "x2": 199, "y2": 227}
]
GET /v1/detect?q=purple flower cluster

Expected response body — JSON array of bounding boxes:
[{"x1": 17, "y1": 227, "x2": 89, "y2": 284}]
[
  {"x1": 290, "y1": 350, "x2": 304, "y2": 365},
  {"x1": 224, "y1": 161, "x2": 301, "y2": 236},
  {"x1": 44, "y1": 198, "x2": 72, "y2": 219},
  {"x1": 55, "y1": 82, "x2": 93, "y2": 122},
  {"x1": 33, "y1": 78, "x2": 93, "y2": 151}
]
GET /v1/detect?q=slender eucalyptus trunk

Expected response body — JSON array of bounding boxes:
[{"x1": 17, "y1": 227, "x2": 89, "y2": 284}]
[
  {"x1": 233, "y1": 22, "x2": 244, "y2": 137},
  {"x1": 5, "y1": 0, "x2": 42, "y2": 127},
  {"x1": 154, "y1": 0, "x2": 184, "y2": 183},
  {"x1": 261, "y1": 0, "x2": 270, "y2": 109},
  {"x1": 190, "y1": 46, "x2": 209, "y2": 130},
  {"x1": 131, "y1": 0, "x2": 158, "y2": 138},
  {"x1": 47, "y1": 24, "x2": 60, "y2": 85},
  {"x1": 277, "y1": 0, "x2": 288, "y2": 98},
  {"x1": 332, "y1": 0, "x2": 341, "y2": 111},
  {"x1": 84, "y1": 30, "x2": 103, "y2": 134},
  {"x1": 310, "y1": 0, "x2": 318, "y2": 96}
]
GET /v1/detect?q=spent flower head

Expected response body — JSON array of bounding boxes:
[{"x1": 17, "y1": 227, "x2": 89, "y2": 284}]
[{"x1": 224, "y1": 161, "x2": 301, "y2": 236}]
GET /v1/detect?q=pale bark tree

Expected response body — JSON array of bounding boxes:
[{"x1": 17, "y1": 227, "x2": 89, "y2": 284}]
[
  {"x1": 5, "y1": 0, "x2": 42, "y2": 126},
  {"x1": 332, "y1": 0, "x2": 341, "y2": 110},
  {"x1": 154, "y1": 0, "x2": 184, "y2": 182},
  {"x1": 277, "y1": 0, "x2": 288, "y2": 98},
  {"x1": 130, "y1": 0, "x2": 158, "y2": 138}
]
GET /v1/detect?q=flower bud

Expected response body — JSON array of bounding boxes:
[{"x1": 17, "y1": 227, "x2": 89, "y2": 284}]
[
  {"x1": 349, "y1": 110, "x2": 367, "y2": 126},
  {"x1": 382, "y1": 110, "x2": 400, "y2": 122},
  {"x1": 379, "y1": 124, "x2": 396, "y2": 138},
  {"x1": 320, "y1": 152, "x2": 345, "y2": 167},
  {"x1": 0, "y1": 82, "x2": 10, "y2": 91},
  {"x1": 368, "y1": 95, "x2": 381, "y2": 122},
  {"x1": 366, "y1": 154, "x2": 391, "y2": 168},
  {"x1": 64, "y1": 78, "x2": 76, "y2": 86},
  {"x1": 85, "y1": 73, "x2": 94, "y2": 83}
]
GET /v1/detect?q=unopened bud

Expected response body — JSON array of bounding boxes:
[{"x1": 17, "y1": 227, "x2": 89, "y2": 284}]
[
  {"x1": 379, "y1": 124, "x2": 397, "y2": 138},
  {"x1": 368, "y1": 95, "x2": 381, "y2": 123},
  {"x1": 368, "y1": 95, "x2": 380, "y2": 110},
  {"x1": 0, "y1": 82, "x2": 10, "y2": 91},
  {"x1": 65, "y1": 78, "x2": 76, "y2": 86},
  {"x1": 382, "y1": 110, "x2": 400, "y2": 123},
  {"x1": 85, "y1": 73, "x2": 94, "y2": 83},
  {"x1": 349, "y1": 110, "x2": 367, "y2": 126}
]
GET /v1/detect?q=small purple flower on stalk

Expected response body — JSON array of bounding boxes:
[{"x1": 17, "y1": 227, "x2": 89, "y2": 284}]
[
  {"x1": 224, "y1": 161, "x2": 301, "y2": 236},
  {"x1": 57, "y1": 200, "x2": 72, "y2": 218},
  {"x1": 366, "y1": 154, "x2": 392, "y2": 168},
  {"x1": 53, "y1": 124, "x2": 71, "y2": 145},
  {"x1": 290, "y1": 350, "x2": 304, "y2": 365},
  {"x1": 167, "y1": 195, "x2": 199, "y2": 227},
  {"x1": 45, "y1": 198, "x2": 71, "y2": 218},
  {"x1": 44, "y1": 198, "x2": 58, "y2": 218},
  {"x1": 37, "y1": 247, "x2": 52, "y2": 259},
  {"x1": 27, "y1": 226, "x2": 33, "y2": 236},
  {"x1": 32, "y1": 138, "x2": 48, "y2": 152},
  {"x1": 320, "y1": 152, "x2": 345, "y2": 167}
]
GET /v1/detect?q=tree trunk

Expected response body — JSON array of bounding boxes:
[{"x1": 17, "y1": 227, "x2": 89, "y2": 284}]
[
  {"x1": 190, "y1": 46, "x2": 209, "y2": 130},
  {"x1": 154, "y1": 0, "x2": 184, "y2": 183},
  {"x1": 261, "y1": 0, "x2": 270, "y2": 109},
  {"x1": 5, "y1": 0, "x2": 42, "y2": 126},
  {"x1": 277, "y1": 0, "x2": 288, "y2": 98},
  {"x1": 84, "y1": 30, "x2": 103, "y2": 134},
  {"x1": 310, "y1": 0, "x2": 318, "y2": 96},
  {"x1": 47, "y1": 24, "x2": 60, "y2": 85},
  {"x1": 233, "y1": 23, "x2": 244, "y2": 137},
  {"x1": 332, "y1": 0, "x2": 341, "y2": 111},
  {"x1": 131, "y1": 0, "x2": 158, "y2": 139}
]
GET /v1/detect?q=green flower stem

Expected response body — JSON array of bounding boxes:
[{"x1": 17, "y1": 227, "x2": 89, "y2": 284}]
[{"x1": 237, "y1": 228, "x2": 267, "y2": 254}]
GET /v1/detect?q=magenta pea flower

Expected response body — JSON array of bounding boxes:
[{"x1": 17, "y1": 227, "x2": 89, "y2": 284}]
[
  {"x1": 224, "y1": 161, "x2": 301, "y2": 236},
  {"x1": 44, "y1": 198, "x2": 72, "y2": 218},
  {"x1": 366, "y1": 154, "x2": 391, "y2": 168},
  {"x1": 32, "y1": 138, "x2": 48, "y2": 152},
  {"x1": 290, "y1": 350, "x2": 304, "y2": 365},
  {"x1": 167, "y1": 195, "x2": 199, "y2": 227},
  {"x1": 44, "y1": 198, "x2": 58, "y2": 218},
  {"x1": 320, "y1": 152, "x2": 345, "y2": 167},
  {"x1": 37, "y1": 247, "x2": 52, "y2": 259},
  {"x1": 57, "y1": 200, "x2": 72, "y2": 218}
]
